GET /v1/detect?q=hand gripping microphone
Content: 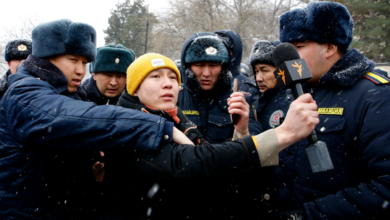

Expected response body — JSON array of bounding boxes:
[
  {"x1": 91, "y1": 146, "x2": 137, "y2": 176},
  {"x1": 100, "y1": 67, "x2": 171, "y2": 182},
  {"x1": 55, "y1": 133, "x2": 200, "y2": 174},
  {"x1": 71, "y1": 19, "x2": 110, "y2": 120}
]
[{"x1": 272, "y1": 43, "x2": 334, "y2": 173}]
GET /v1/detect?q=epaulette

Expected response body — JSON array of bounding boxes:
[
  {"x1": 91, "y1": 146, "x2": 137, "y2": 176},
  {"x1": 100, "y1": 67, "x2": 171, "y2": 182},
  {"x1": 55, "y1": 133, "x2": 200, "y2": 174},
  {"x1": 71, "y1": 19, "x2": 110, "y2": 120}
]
[{"x1": 363, "y1": 72, "x2": 390, "y2": 85}]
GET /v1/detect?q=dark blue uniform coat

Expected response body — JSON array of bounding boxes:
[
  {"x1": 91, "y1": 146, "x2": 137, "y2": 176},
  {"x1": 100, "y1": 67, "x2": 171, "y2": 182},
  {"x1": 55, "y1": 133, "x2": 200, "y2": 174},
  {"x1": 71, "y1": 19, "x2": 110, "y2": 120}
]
[
  {"x1": 0, "y1": 55, "x2": 172, "y2": 219},
  {"x1": 177, "y1": 33, "x2": 267, "y2": 220},
  {"x1": 255, "y1": 49, "x2": 390, "y2": 219}
]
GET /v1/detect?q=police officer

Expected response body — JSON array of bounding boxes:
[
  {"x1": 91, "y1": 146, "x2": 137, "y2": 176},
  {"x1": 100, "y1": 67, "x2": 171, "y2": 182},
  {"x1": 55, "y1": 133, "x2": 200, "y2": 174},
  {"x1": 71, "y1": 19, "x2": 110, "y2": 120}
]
[
  {"x1": 0, "y1": 39, "x2": 32, "y2": 98},
  {"x1": 248, "y1": 40, "x2": 293, "y2": 133},
  {"x1": 214, "y1": 30, "x2": 260, "y2": 102},
  {"x1": 177, "y1": 33, "x2": 271, "y2": 219},
  {"x1": 81, "y1": 43, "x2": 135, "y2": 105},
  {"x1": 272, "y1": 2, "x2": 390, "y2": 219},
  {"x1": 177, "y1": 32, "x2": 261, "y2": 144}
]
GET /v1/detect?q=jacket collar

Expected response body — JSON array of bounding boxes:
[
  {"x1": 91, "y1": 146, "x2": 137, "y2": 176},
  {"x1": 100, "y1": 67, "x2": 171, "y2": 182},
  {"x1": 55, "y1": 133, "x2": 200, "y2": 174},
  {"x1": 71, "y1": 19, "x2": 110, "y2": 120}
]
[
  {"x1": 21, "y1": 55, "x2": 69, "y2": 94},
  {"x1": 320, "y1": 49, "x2": 375, "y2": 87}
]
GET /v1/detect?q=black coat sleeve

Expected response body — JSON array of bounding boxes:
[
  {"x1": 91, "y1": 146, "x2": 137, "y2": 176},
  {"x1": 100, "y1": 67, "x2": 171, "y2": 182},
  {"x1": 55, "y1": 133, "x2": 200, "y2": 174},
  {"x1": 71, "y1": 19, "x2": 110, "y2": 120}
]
[{"x1": 105, "y1": 136, "x2": 260, "y2": 181}]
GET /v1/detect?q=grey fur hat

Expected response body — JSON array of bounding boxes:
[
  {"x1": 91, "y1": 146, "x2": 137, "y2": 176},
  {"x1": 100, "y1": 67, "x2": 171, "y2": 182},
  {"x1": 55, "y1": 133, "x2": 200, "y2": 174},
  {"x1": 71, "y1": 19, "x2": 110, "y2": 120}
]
[
  {"x1": 184, "y1": 35, "x2": 229, "y2": 64},
  {"x1": 4, "y1": 39, "x2": 32, "y2": 62},
  {"x1": 32, "y1": 19, "x2": 97, "y2": 62},
  {"x1": 249, "y1": 40, "x2": 281, "y2": 67}
]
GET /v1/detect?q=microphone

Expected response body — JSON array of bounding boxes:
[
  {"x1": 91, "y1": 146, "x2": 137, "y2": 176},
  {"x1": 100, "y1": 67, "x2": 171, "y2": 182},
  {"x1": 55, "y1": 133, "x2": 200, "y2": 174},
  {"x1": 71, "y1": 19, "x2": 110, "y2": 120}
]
[{"x1": 272, "y1": 43, "x2": 334, "y2": 173}]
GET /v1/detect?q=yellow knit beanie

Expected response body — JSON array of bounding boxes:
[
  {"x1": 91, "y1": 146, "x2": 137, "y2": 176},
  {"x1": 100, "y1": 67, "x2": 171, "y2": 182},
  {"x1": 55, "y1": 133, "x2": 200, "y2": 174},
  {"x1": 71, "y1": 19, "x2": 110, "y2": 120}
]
[{"x1": 127, "y1": 53, "x2": 181, "y2": 95}]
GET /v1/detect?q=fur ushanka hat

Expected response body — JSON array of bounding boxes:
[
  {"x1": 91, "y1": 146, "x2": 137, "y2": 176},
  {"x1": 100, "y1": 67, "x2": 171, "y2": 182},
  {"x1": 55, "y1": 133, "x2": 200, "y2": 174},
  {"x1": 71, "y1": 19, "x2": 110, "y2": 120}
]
[
  {"x1": 32, "y1": 19, "x2": 97, "y2": 62},
  {"x1": 249, "y1": 40, "x2": 281, "y2": 67},
  {"x1": 4, "y1": 39, "x2": 32, "y2": 62},
  {"x1": 90, "y1": 43, "x2": 135, "y2": 74},
  {"x1": 279, "y1": 1, "x2": 354, "y2": 50},
  {"x1": 184, "y1": 35, "x2": 229, "y2": 65}
]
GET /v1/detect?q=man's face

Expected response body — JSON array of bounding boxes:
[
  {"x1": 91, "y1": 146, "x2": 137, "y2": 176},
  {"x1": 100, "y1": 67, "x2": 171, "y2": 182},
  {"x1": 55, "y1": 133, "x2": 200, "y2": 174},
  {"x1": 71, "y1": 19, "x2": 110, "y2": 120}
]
[
  {"x1": 93, "y1": 72, "x2": 126, "y2": 98},
  {"x1": 49, "y1": 54, "x2": 87, "y2": 93},
  {"x1": 190, "y1": 62, "x2": 222, "y2": 91},
  {"x1": 291, "y1": 41, "x2": 328, "y2": 84},
  {"x1": 255, "y1": 63, "x2": 277, "y2": 93},
  {"x1": 135, "y1": 68, "x2": 179, "y2": 111},
  {"x1": 8, "y1": 59, "x2": 24, "y2": 74}
]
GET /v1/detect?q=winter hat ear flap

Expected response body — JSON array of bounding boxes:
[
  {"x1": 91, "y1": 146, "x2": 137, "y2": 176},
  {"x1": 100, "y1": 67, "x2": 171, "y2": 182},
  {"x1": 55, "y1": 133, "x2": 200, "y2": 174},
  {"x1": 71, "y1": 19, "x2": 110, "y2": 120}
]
[
  {"x1": 32, "y1": 19, "x2": 97, "y2": 62},
  {"x1": 249, "y1": 40, "x2": 280, "y2": 68},
  {"x1": 280, "y1": 1, "x2": 353, "y2": 49},
  {"x1": 91, "y1": 43, "x2": 135, "y2": 75},
  {"x1": 126, "y1": 53, "x2": 181, "y2": 95},
  {"x1": 184, "y1": 36, "x2": 229, "y2": 64},
  {"x1": 5, "y1": 39, "x2": 32, "y2": 62}
]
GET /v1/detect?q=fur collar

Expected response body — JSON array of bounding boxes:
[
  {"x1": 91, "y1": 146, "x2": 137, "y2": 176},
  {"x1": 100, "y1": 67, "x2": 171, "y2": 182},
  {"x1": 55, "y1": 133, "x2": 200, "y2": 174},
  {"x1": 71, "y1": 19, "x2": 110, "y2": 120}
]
[
  {"x1": 22, "y1": 55, "x2": 69, "y2": 88},
  {"x1": 320, "y1": 49, "x2": 375, "y2": 87},
  {"x1": 186, "y1": 68, "x2": 232, "y2": 99},
  {"x1": 22, "y1": 55, "x2": 86, "y2": 99}
]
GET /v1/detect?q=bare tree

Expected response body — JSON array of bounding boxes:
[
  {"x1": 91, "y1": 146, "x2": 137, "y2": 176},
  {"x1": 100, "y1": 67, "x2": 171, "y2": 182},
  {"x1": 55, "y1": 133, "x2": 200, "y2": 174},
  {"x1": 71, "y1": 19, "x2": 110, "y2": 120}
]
[
  {"x1": 0, "y1": 17, "x2": 44, "y2": 75},
  {"x1": 150, "y1": 0, "x2": 305, "y2": 61}
]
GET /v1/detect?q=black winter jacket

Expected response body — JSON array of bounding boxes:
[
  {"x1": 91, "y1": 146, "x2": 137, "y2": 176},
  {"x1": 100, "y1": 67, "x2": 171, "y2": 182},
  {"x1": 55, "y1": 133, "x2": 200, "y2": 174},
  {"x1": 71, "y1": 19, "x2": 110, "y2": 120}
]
[{"x1": 101, "y1": 92, "x2": 261, "y2": 219}]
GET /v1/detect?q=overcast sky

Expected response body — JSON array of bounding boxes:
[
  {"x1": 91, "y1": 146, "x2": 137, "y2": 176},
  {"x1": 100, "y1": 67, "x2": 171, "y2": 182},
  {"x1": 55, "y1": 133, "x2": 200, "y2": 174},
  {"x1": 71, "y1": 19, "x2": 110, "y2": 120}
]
[{"x1": 0, "y1": 0, "x2": 169, "y2": 47}]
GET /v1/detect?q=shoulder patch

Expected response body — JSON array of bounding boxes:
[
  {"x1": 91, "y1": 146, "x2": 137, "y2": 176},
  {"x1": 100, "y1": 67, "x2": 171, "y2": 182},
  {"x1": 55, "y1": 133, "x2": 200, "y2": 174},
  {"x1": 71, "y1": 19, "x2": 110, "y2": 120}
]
[
  {"x1": 179, "y1": 85, "x2": 184, "y2": 91},
  {"x1": 363, "y1": 72, "x2": 390, "y2": 85},
  {"x1": 252, "y1": 105, "x2": 258, "y2": 121},
  {"x1": 269, "y1": 110, "x2": 284, "y2": 128}
]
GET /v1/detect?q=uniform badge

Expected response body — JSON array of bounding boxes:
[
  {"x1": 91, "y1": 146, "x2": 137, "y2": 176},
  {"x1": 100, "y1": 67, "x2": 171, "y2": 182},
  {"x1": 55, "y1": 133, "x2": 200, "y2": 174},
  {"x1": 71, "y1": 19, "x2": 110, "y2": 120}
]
[
  {"x1": 205, "y1": 47, "x2": 217, "y2": 55},
  {"x1": 18, "y1": 44, "x2": 27, "y2": 51},
  {"x1": 179, "y1": 85, "x2": 184, "y2": 91},
  {"x1": 115, "y1": 58, "x2": 120, "y2": 64},
  {"x1": 269, "y1": 110, "x2": 284, "y2": 128}
]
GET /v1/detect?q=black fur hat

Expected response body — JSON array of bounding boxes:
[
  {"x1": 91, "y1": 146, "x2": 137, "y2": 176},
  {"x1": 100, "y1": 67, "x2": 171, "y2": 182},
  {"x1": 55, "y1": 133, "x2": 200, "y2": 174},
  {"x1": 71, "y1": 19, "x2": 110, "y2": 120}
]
[
  {"x1": 4, "y1": 39, "x2": 32, "y2": 62},
  {"x1": 32, "y1": 19, "x2": 97, "y2": 62}
]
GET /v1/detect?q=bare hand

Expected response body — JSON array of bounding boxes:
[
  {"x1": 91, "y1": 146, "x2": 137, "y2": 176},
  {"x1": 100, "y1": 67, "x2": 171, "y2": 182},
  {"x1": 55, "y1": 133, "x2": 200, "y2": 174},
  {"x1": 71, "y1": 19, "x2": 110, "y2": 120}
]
[
  {"x1": 275, "y1": 94, "x2": 319, "y2": 151},
  {"x1": 172, "y1": 127, "x2": 195, "y2": 146},
  {"x1": 228, "y1": 92, "x2": 250, "y2": 139},
  {"x1": 92, "y1": 151, "x2": 105, "y2": 182}
]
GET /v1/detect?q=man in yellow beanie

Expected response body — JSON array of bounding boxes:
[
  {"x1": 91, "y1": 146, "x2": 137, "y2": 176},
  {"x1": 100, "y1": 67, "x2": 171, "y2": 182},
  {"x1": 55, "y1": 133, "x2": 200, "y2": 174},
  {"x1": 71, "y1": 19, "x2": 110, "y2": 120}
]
[{"x1": 95, "y1": 53, "x2": 320, "y2": 219}]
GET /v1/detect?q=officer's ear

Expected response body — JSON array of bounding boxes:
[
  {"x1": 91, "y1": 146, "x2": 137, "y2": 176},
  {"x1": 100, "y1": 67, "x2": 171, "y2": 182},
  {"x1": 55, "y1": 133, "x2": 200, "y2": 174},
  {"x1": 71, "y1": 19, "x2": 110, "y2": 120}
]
[
  {"x1": 325, "y1": 43, "x2": 338, "y2": 59},
  {"x1": 93, "y1": 73, "x2": 97, "y2": 81}
]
